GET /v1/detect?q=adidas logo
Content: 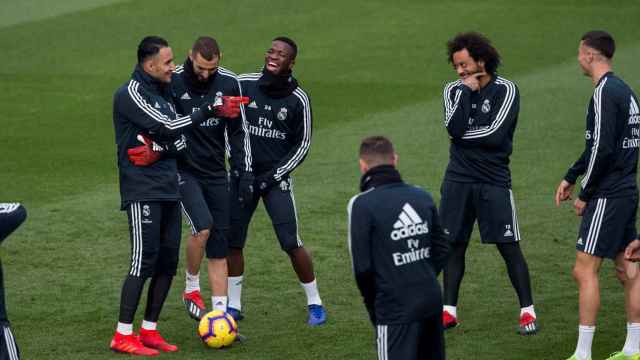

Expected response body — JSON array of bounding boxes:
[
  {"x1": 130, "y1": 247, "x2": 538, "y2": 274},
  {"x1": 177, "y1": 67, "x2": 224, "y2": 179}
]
[
  {"x1": 577, "y1": 237, "x2": 584, "y2": 245},
  {"x1": 504, "y1": 229, "x2": 513, "y2": 237},
  {"x1": 181, "y1": 92, "x2": 191, "y2": 100},
  {"x1": 390, "y1": 203, "x2": 429, "y2": 241},
  {"x1": 248, "y1": 101, "x2": 258, "y2": 109},
  {"x1": 154, "y1": 101, "x2": 161, "y2": 109}
]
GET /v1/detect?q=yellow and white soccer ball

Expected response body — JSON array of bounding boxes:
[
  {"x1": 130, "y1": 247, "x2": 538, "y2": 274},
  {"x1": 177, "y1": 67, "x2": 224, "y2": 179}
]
[{"x1": 197, "y1": 310, "x2": 238, "y2": 348}]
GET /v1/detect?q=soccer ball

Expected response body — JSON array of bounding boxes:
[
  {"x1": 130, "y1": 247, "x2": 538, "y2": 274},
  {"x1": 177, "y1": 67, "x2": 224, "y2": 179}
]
[{"x1": 197, "y1": 310, "x2": 238, "y2": 348}]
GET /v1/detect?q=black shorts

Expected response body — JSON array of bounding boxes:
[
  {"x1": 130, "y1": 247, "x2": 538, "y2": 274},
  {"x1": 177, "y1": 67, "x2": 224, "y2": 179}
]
[
  {"x1": 577, "y1": 196, "x2": 638, "y2": 259},
  {"x1": 440, "y1": 181, "x2": 521, "y2": 244},
  {"x1": 0, "y1": 324, "x2": 19, "y2": 360},
  {"x1": 179, "y1": 171, "x2": 230, "y2": 259},
  {"x1": 376, "y1": 314, "x2": 444, "y2": 360},
  {"x1": 126, "y1": 201, "x2": 181, "y2": 278},
  {"x1": 229, "y1": 176, "x2": 303, "y2": 252}
]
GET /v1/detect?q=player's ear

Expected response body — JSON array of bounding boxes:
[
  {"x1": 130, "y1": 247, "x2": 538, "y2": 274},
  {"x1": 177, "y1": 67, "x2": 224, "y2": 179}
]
[
  {"x1": 477, "y1": 59, "x2": 485, "y2": 72},
  {"x1": 188, "y1": 49, "x2": 194, "y2": 62},
  {"x1": 289, "y1": 58, "x2": 295, "y2": 71},
  {"x1": 392, "y1": 153, "x2": 398, "y2": 167},
  {"x1": 359, "y1": 158, "x2": 369, "y2": 174}
]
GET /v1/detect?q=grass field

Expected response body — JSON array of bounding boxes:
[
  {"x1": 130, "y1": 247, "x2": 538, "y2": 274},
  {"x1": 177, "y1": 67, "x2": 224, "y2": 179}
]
[{"x1": 1, "y1": 1, "x2": 640, "y2": 359}]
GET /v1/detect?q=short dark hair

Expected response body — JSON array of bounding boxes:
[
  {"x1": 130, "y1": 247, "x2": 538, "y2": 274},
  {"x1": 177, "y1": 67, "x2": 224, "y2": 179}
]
[
  {"x1": 360, "y1": 136, "x2": 395, "y2": 165},
  {"x1": 447, "y1": 32, "x2": 501, "y2": 75},
  {"x1": 192, "y1": 36, "x2": 221, "y2": 61},
  {"x1": 581, "y1": 30, "x2": 615, "y2": 59},
  {"x1": 273, "y1": 36, "x2": 297, "y2": 59},
  {"x1": 137, "y1": 36, "x2": 169, "y2": 64}
]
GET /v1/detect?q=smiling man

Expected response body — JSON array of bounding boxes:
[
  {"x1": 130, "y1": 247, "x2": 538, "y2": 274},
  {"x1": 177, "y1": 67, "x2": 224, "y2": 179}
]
[
  {"x1": 440, "y1": 32, "x2": 537, "y2": 335},
  {"x1": 227, "y1": 36, "x2": 326, "y2": 326}
]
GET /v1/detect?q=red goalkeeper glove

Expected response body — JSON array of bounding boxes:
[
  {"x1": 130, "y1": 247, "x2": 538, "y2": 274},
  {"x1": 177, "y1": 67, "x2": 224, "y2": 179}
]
[
  {"x1": 127, "y1": 134, "x2": 163, "y2": 166},
  {"x1": 214, "y1": 96, "x2": 250, "y2": 118}
]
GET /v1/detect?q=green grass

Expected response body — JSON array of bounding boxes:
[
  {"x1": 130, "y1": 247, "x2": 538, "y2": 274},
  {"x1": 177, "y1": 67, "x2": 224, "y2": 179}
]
[{"x1": 1, "y1": 0, "x2": 640, "y2": 359}]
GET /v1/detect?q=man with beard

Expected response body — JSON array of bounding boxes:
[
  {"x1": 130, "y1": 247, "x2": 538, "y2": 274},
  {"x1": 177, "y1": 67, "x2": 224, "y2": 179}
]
[
  {"x1": 227, "y1": 37, "x2": 326, "y2": 325},
  {"x1": 111, "y1": 35, "x2": 224, "y2": 356},
  {"x1": 440, "y1": 32, "x2": 537, "y2": 335},
  {"x1": 171, "y1": 36, "x2": 252, "y2": 322}
]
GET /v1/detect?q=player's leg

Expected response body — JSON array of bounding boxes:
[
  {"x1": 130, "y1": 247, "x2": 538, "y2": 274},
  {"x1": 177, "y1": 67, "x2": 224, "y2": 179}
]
[
  {"x1": 0, "y1": 323, "x2": 20, "y2": 360},
  {"x1": 605, "y1": 196, "x2": 640, "y2": 360},
  {"x1": 227, "y1": 175, "x2": 260, "y2": 320},
  {"x1": 417, "y1": 314, "x2": 445, "y2": 360},
  {"x1": 263, "y1": 177, "x2": 325, "y2": 326},
  {"x1": 477, "y1": 185, "x2": 536, "y2": 334},
  {"x1": 179, "y1": 172, "x2": 213, "y2": 320},
  {"x1": 377, "y1": 323, "x2": 419, "y2": 360},
  {"x1": 111, "y1": 202, "x2": 160, "y2": 356},
  {"x1": 204, "y1": 178, "x2": 232, "y2": 313},
  {"x1": 439, "y1": 181, "x2": 475, "y2": 328},
  {"x1": 139, "y1": 201, "x2": 181, "y2": 353}
]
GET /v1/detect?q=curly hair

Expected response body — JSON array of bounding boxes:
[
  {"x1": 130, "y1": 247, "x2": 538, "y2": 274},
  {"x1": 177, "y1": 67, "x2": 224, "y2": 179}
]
[{"x1": 447, "y1": 32, "x2": 501, "y2": 75}]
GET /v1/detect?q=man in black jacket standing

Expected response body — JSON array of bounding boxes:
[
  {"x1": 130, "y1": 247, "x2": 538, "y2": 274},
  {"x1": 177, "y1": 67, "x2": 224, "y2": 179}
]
[
  {"x1": 111, "y1": 36, "x2": 223, "y2": 356},
  {"x1": 348, "y1": 136, "x2": 449, "y2": 360},
  {"x1": 227, "y1": 37, "x2": 326, "y2": 325}
]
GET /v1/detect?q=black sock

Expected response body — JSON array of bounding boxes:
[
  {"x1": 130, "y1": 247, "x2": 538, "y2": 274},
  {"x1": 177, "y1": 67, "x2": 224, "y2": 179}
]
[
  {"x1": 118, "y1": 275, "x2": 146, "y2": 324},
  {"x1": 443, "y1": 242, "x2": 469, "y2": 306},
  {"x1": 496, "y1": 242, "x2": 533, "y2": 308},
  {"x1": 143, "y1": 274, "x2": 173, "y2": 323}
]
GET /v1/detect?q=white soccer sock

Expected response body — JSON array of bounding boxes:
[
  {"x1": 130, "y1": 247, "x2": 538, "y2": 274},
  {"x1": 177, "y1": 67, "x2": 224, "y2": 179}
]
[
  {"x1": 141, "y1": 320, "x2": 157, "y2": 331},
  {"x1": 301, "y1": 279, "x2": 322, "y2": 306},
  {"x1": 116, "y1": 322, "x2": 133, "y2": 336},
  {"x1": 623, "y1": 322, "x2": 640, "y2": 355},
  {"x1": 443, "y1": 305, "x2": 457, "y2": 318},
  {"x1": 227, "y1": 275, "x2": 243, "y2": 310},
  {"x1": 212, "y1": 296, "x2": 228, "y2": 312},
  {"x1": 185, "y1": 271, "x2": 200, "y2": 293},
  {"x1": 520, "y1": 305, "x2": 536, "y2": 318},
  {"x1": 575, "y1": 325, "x2": 595, "y2": 360}
]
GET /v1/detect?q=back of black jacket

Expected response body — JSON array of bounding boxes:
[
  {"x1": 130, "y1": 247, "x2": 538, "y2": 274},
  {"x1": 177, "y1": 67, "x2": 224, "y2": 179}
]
[{"x1": 347, "y1": 166, "x2": 450, "y2": 325}]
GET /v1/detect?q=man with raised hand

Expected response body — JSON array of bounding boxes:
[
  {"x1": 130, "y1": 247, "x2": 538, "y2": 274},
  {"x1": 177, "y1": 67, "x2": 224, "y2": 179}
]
[
  {"x1": 440, "y1": 31, "x2": 537, "y2": 335},
  {"x1": 228, "y1": 36, "x2": 326, "y2": 325},
  {"x1": 0, "y1": 203, "x2": 26, "y2": 360},
  {"x1": 171, "y1": 36, "x2": 252, "y2": 322},
  {"x1": 111, "y1": 35, "x2": 223, "y2": 356},
  {"x1": 555, "y1": 30, "x2": 640, "y2": 360},
  {"x1": 348, "y1": 136, "x2": 449, "y2": 360}
]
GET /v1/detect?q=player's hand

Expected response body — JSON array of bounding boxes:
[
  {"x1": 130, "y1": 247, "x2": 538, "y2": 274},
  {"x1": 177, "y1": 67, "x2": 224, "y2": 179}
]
[
  {"x1": 127, "y1": 134, "x2": 162, "y2": 166},
  {"x1": 462, "y1": 72, "x2": 486, "y2": 91},
  {"x1": 215, "y1": 96, "x2": 250, "y2": 118},
  {"x1": 555, "y1": 179, "x2": 574, "y2": 207},
  {"x1": 254, "y1": 174, "x2": 276, "y2": 192},
  {"x1": 573, "y1": 198, "x2": 587, "y2": 216},
  {"x1": 237, "y1": 172, "x2": 255, "y2": 207},
  {"x1": 625, "y1": 239, "x2": 640, "y2": 262}
]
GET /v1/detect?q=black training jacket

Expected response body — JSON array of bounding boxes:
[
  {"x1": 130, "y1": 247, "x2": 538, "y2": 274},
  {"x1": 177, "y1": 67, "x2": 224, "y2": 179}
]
[
  {"x1": 442, "y1": 75, "x2": 520, "y2": 187},
  {"x1": 171, "y1": 63, "x2": 251, "y2": 178},
  {"x1": 564, "y1": 72, "x2": 640, "y2": 201},
  {"x1": 348, "y1": 165, "x2": 450, "y2": 325},
  {"x1": 113, "y1": 65, "x2": 206, "y2": 209},
  {"x1": 237, "y1": 71, "x2": 311, "y2": 180}
]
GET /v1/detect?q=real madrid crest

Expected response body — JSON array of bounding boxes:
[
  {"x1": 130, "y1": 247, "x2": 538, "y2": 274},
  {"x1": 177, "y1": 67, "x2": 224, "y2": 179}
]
[
  {"x1": 481, "y1": 99, "x2": 491, "y2": 113},
  {"x1": 143, "y1": 205, "x2": 151, "y2": 217},
  {"x1": 277, "y1": 107, "x2": 288, "y2": 121}
]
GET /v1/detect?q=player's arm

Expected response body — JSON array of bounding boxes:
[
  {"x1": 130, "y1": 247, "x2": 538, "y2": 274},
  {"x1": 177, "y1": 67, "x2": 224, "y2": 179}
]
[
  {"x1": 347, "y1": 196, "x2": 376, "y2": 324},
  {"x1": 116, "y1": 84, "x2": 216, "y2": 139},
  {"x1": 578, "y1": 84, "x2": 618, "y2": 202},
  {"x1": 227, "y1": 79, "x2": 253, "y2": 174},
  {"x1": 428, "y1": 203, "x2": 450, "y2": 276},
  {"x1": 255, "y1": 90, "x2": 312, "y2": 190},
  {"x1": 456, "y1": 80, "x2": 519, "y2": 148},
  {"x1": 443, "y1": 81, "x2": 472, "y2": 138}
]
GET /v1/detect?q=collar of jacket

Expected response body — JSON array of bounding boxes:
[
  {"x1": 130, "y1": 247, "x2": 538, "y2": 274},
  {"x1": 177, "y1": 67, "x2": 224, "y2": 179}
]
[
  {"x1": 132, "y1": 64, "x2": 170, "y2": 96},
  {"x1": 182, "y1": 57, "x2": 216, "y2": 95},
  {"x1": 360, "y1": 165, "x2": 403, "y2": 192},
  {"x1": 258, "y1": 67, "x2": 299, "y2": 98}
]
